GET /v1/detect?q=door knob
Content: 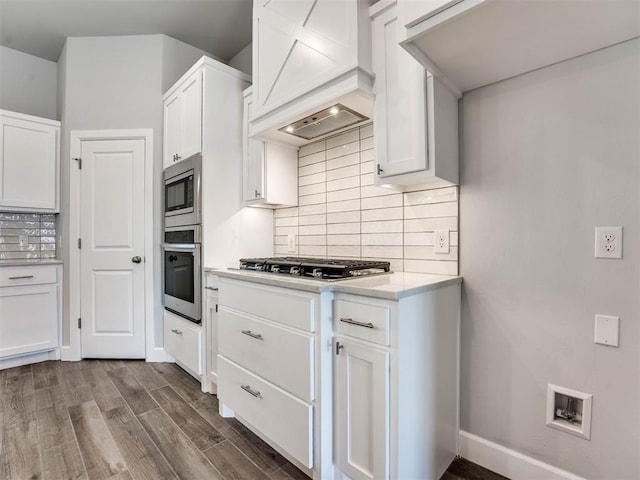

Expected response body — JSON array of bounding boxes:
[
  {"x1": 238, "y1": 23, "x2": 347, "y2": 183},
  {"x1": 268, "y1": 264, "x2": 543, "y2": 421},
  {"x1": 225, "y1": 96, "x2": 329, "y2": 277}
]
[{"x1": 132, "y1": 256, "x2": 142, "y2": 263}]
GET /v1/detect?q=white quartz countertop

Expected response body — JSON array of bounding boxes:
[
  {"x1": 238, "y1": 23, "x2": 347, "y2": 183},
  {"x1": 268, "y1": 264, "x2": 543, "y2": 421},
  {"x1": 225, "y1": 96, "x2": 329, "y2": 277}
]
[
  {"x1": 210, "y1": 267, "x2": 461, "y2": 300},
  {"x1": 0, "y1": 259, "x2": 63, "y2": 266}
]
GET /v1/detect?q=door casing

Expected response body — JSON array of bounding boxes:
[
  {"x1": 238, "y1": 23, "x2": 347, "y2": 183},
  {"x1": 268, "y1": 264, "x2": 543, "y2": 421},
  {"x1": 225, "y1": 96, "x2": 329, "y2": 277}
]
[{"x1": 66, "y1": 129, "x2": 156, "y2": 361}]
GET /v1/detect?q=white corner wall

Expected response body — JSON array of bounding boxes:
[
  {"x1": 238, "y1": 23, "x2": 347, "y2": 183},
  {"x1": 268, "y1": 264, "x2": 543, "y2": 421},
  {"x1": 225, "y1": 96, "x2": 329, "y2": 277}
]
[
  {"x1": 459, "y1": 38, "x2": 639, "y2": 479},
  {"x1": 228, "y1": 42, "x2": 252, "y2": 77},
  {"x1": 0, "y1": 46, "x2": 58, "y2": 119},
  {"x1": 57, "y1": 34, "x2": 211, "y2": 353}
]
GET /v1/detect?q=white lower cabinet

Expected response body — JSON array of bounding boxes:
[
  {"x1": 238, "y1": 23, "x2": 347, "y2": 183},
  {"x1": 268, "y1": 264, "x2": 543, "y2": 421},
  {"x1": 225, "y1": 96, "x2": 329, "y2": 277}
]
[
  {"x1": 217, "y1": 275, "x2": 460, "y2": 480},
  {"x1": 0, "y1": 264, "x2": 61, "y2": 367},
  {"x1": 164, "y1": 310, "x2": 202, "y2": 378},
  {"x1": 335, "y1": 338, "x2": 389, "y2": 480}
]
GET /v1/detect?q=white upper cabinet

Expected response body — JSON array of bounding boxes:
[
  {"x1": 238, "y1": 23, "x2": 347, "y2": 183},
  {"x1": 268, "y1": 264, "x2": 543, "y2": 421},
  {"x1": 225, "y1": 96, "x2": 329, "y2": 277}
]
[
  {"x1": 371, "y1": 1, "x2": 458, "y2": 189},
  {"x1": 250, "y1": 0, "x2": 374, "y2": 144},
  {"x1": 0, "y1": 110, "x2": 60, "y2": 213},
  {"x1": 163, "y1": 70, "x2": 203, "y2": 169},
  {"x1": 243, "y1": 88, "x2": 298, "y2": 208},
  {"x1": 400, "y1": 0, "x2": 640, "y2": 95},
  {"x1": 401, "y1": 0, "x2": 462, "y2": 28}
]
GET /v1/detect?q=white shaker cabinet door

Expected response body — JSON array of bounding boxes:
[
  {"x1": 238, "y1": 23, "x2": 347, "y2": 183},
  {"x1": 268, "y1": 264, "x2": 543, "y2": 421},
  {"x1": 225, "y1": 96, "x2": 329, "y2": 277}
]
[
  {"x1": 335, "y1": 338, "x2": 389, "y2": 480},
  {"x1": 163, "y1": 71, "x2": 203, "y2": 169},
  {"x1": 0, "y1": 112, "x2": 59, "y2": 212},
  {"x1": 163, "y1": 91, "x2": 182, "y2": 169},
  {"x1": 0, "y1": 284, "x2": 58, "y2": 358},
  {"x1": 372, "y1": 3, "x2": 428, "y2": 178}
]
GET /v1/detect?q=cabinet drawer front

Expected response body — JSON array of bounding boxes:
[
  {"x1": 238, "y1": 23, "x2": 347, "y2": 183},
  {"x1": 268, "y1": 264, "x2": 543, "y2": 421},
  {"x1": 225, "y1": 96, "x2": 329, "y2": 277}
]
[
  {"x1": 334, "y1": 298, "x2": 390, "y2": 346},
  {"x1": 164, "y1": 312, "x2": 202, "y2": 376},
  {"x1": 220, "y1": 279, "x2": 316, "y2": 332},
  {"x1": 219, "y1": 309, "x2": 314, "y2": 402},
  {"x1": 0, "y1": 265, "x2": 57, "y2": 287},
  {"x1": 218, "y1": 356, "x2": 313, "y2": 468}
]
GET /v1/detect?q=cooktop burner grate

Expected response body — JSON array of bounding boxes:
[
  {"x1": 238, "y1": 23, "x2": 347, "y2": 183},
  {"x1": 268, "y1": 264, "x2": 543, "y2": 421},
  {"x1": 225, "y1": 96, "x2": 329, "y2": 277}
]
[{"x1": 239, "y1": 257, "x2": 391, "y2": 280}]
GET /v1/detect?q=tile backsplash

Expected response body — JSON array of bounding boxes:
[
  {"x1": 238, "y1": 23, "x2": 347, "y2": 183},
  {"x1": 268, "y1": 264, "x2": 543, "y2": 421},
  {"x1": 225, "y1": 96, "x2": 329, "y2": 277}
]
[
  {"x1": 274, "y1": 123, "x2": 459, "y2": 275},
  {"x1": 0, "y1": 212, "x2": 57, "y2": 260}
]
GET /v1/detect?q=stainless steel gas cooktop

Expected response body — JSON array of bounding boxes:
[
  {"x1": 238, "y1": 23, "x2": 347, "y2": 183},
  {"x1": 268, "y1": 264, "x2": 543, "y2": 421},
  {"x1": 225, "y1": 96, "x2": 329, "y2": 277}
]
[{"x1": 238, "y1": 257, "x2": 391, "y2": 281}]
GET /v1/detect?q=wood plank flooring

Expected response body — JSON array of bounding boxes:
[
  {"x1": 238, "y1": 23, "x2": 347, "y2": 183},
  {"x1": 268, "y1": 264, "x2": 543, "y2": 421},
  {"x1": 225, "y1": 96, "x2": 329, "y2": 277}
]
[{"x1": 0, "y1": 360, "x2": 507, "y2": 480}]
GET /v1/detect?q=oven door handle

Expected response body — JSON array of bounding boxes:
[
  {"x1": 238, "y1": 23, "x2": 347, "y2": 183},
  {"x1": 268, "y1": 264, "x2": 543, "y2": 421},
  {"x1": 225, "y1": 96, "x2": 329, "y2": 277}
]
[{"x1": 161, "y1": 243, "x2": 198, "y2": 249}]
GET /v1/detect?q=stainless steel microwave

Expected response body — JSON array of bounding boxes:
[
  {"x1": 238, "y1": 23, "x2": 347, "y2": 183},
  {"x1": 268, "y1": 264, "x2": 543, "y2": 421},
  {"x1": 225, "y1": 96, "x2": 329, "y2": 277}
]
[{"x1": 164, "y1": 154, "x2": 201, "y2": 227}]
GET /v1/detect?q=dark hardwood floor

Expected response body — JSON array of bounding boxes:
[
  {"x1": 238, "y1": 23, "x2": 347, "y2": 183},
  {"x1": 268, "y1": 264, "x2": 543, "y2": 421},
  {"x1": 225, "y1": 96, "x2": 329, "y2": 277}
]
[{"x1": 0, "y1": 360, "x2": 507, "y2": 480}]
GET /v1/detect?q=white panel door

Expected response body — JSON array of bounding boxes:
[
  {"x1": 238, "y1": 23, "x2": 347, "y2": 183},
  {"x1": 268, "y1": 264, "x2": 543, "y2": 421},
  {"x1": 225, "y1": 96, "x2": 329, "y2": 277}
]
[
  {"x1": 335, "y1": 338, "x2": 389, "y2": 480},
  {"x1": 80, "y1": 138, "x2": 146, "y2": 358},
  {"x1": 372, "y1": 4, "x2": 428, "y2": 177}
]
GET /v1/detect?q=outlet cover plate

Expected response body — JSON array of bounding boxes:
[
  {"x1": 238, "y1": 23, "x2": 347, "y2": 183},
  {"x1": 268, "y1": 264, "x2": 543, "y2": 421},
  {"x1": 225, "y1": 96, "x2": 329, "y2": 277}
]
[
  {"x1": 595, "y1": 226, "x2": 622, "y2": 259},
  {"x1": 287, "y1": 233, "x2": 296, "y2": 253},
  {"x1": 434, "y1": 229, "x2": 450, "y2": 254},
  {"x1": 594, "y1": 314, "x2": 619, "y2": 347}
]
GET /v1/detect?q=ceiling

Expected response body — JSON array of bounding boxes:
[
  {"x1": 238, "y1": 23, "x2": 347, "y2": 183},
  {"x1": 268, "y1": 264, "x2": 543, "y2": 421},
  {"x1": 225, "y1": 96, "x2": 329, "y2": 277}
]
[{"x1": 0, "y1": 0, "x2": 253, "y2": 63}]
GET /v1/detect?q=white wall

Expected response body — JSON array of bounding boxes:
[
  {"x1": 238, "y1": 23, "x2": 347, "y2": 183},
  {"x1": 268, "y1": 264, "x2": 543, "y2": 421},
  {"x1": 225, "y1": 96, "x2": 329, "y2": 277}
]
[
  {"x1": 228, "y1": 42, "x2": 252, "y2": 77},
  {"x1": 459, "y1": 38, "x2": 639, "y2": 479},
  {"x1": 58, "y1": 34, "x2": 209, "y2": 350},
  {"x1": 0, "y1": 46, "x2": 58, "y2": 119}
]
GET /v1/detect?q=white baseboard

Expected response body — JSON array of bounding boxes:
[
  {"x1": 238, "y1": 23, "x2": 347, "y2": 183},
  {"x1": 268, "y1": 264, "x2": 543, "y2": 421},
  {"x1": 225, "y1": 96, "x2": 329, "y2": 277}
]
[
  {"x1": 145, "y1": 347, "x2": 169, "y2": 363},
  {"x1": 60, "y1": 345, "x2": 80, "y2": 361},
  {"x1": 0, "y1": 349, "x2": 58, "y2": 370},
  {"x1": 459, "y1": 430, "x2": 586, "y2": 480}
]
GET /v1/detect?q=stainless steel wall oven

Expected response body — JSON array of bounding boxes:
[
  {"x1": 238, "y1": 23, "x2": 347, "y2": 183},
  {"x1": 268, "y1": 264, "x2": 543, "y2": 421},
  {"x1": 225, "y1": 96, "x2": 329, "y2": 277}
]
[{"x1": 162, "y1": 225, "x2": 201, "y2": 323}]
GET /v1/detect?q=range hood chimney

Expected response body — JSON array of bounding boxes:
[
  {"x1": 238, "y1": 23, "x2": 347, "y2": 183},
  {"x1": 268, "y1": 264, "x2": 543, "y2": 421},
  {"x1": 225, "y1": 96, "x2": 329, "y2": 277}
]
[{"x1": 278, "y1": 104, "x2": 369, "y2": 141}]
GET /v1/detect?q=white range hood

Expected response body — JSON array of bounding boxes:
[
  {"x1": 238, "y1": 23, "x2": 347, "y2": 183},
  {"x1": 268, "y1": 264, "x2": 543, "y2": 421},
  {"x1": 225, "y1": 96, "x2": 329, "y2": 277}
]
[{"x1": 249, "y1": 0, "x2": 374, "y2": 146}]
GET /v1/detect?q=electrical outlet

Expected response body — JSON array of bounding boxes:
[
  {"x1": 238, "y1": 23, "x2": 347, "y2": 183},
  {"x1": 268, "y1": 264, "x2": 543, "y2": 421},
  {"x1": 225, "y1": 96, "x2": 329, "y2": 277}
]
[
  {"x1": 287, "y1": 233, "x2": 296, "y2": 253},
  {"x1": 595, "y1": 226, "x2": 622, "y2": 259},
  {"x1": 434, "y1": 229, "x2": 450, "y2": 254}
]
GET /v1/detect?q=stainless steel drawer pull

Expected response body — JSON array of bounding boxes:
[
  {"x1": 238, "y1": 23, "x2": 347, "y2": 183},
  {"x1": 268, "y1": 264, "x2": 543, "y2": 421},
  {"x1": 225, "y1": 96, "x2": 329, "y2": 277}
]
[
  {"x1": 241, "y1": 384, "x2": 262, "y2": 398},
  {"x1": 8, "y1": 275, "x2": 35, "y2": 280},
  {"x1": 241, "y1": 330, "x2": 263, "y2": 340},
  {"x1": 171, "y1": 329, "x2": 183, "y2": 335},
  {"x1": 204, "y1": 286, "x2": 219, "y2": 291},
  {"x1": 340, "y1": 317, "x2": 374, "y2": 329}
]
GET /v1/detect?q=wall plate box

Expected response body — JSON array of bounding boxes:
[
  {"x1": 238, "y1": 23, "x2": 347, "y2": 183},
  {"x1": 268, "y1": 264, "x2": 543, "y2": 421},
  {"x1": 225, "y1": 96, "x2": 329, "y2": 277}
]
[{"x1": 546, "y1": 384, "x2": 592, "y2": 440}]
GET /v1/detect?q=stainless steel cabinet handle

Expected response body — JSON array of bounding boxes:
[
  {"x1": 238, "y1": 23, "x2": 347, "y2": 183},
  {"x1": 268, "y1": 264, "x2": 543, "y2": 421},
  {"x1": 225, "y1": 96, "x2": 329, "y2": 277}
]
[
  {"x1": 204, "y1": 286, "x2": 218, "y2": 291},
  {"x1": 241, "y1": 384, "x2": 261, "y2": 398},
  {"x1": 339, "y1": 317, "x2": 374, "y2": 329},
  {"x1": 171, "y1": 329, "x2": 183, "y2": 335},
  {"x1": 8, "y1": 275, "x2": 35, "y2": 280},
  {"x1": 241, "y1": 330, "x2": 263, "y2": 340},
  {"x1": 132, "y1": 256, "x2": 142, "y2": 263}
]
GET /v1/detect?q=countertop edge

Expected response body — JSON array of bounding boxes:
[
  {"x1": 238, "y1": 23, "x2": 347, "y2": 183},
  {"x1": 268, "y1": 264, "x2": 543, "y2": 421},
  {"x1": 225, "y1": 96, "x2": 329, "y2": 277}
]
[
  {"x1": 0, "y1": 259, "x2": 64, "y2": 266},
  {"x1": 212, "y1": 268, "x2": 462, "y2": 300}
]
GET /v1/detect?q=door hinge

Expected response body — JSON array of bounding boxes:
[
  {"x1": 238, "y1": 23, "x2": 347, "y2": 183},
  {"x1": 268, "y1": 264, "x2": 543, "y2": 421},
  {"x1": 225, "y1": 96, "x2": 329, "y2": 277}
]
[
  {"x1": 215, "y1": 304, "x2": 218, "y2": 313},
  {"x1": 78, "y1": 238, "x2": 82, "y2": 249},
  {"x1": 78, "y1": 318, "x2": 81, "y2": 329},
  {"x1": 73, "y1": 157, "x2": 82, "y2": 170},
  {"x1": 376, "y1": 163, "x2": 383, "y2": 175}
]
